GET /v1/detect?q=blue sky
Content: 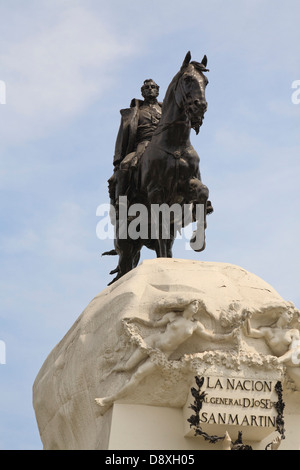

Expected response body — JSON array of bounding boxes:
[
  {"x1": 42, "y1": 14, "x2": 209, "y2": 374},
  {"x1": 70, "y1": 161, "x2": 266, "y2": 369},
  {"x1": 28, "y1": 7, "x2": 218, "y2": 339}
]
[{"x1": 0, "y1": 0, "x2": 299, "y2": 449}]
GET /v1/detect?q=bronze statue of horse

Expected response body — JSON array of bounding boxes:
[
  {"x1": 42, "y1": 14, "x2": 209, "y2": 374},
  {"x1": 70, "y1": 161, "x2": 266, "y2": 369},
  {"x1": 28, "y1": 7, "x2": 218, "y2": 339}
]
[{"x1": 105, "y1": 51, "x2": 212, "y2": 284}]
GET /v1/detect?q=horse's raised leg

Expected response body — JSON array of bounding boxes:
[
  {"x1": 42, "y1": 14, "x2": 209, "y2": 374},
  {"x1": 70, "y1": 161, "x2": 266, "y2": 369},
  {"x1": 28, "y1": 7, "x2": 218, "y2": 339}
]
[
  {"x1": 190, "y1": 201, "x2": 206, "y2": 252},
  {"x1": 189, "y1": 180, "x2": 209, "y2": 252}
]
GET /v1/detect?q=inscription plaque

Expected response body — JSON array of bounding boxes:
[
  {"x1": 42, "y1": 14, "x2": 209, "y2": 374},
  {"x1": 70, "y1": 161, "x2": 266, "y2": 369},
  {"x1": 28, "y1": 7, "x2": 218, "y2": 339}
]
[{"x1": 184, "y1": 375, "x2": 279, "y2": 442}]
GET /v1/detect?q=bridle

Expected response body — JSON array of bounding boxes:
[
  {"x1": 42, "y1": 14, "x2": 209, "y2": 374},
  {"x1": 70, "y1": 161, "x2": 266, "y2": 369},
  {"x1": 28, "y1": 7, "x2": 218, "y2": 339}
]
[
  {"x1": 152, "y1": 72, "x2": 194, "y2": 137},
  {"x1": 152, "y1": 64, "x2": 208, "y2": 138}
]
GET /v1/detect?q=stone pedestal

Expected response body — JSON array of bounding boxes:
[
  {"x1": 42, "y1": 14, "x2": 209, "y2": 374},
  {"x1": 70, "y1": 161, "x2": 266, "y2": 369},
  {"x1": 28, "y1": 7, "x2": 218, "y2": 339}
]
[
  {"x1": 107, "y1": 400, "x2": 300, "y2": 451},
  {"x1": 108, "y1": 404, "x2": 203, "y2": 450},
  {"x1": 33, "y1": 259, "x2": 300, "y2": 450}
]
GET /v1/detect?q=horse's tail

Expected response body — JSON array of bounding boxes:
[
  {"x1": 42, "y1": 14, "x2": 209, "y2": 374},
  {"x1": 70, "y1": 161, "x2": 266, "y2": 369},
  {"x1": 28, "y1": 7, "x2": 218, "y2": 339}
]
[
  {"x1": 101, "y1": 249, "x2": 117, "y2": 256},
  {"x1": 101, "y1": 249, "x2": 120, "y2": 280}
]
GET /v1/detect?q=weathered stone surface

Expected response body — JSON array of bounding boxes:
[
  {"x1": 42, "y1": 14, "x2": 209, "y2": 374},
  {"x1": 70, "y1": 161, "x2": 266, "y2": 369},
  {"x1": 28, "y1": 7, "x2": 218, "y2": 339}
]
[{"x1": 33, "y1": 259, "x2": 300, "y2": 450}]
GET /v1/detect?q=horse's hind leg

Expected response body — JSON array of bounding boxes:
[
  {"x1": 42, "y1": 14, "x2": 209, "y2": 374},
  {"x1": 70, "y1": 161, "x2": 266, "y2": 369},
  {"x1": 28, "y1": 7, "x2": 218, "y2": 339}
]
[
  {"x1": 156, "y1": 237, "x2": 173, "y2": 258},
  {"x1": 116, "y1": 240, "x2": 142, "y2": 279},
  {"x1": 132, "y1": 250, "x2": 141, "y2": 269}
]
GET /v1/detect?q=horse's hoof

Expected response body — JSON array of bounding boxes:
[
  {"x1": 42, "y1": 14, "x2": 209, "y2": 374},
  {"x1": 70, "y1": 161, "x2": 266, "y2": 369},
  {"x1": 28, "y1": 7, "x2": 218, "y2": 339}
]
[
  {"x1": 190, "y1": 233, "x2": 206, "y2": 252},
  {"x1": 191, "y1": 243, "x2": 206, "y2": 253},
  {"x1": 206, "y1": 200, "x2": 214, "y2": 215}
]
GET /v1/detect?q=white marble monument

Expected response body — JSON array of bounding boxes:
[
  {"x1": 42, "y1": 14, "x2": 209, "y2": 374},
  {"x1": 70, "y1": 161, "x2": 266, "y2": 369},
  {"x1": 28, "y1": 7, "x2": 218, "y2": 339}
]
[{"x1": 33, "y1": 259, "x2": 300, "y2": 450}]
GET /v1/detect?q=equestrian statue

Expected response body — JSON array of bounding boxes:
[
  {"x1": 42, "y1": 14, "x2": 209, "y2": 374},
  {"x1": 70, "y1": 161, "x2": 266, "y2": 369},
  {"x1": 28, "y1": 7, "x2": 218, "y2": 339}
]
[{"x1": 104, "y1": 51, "x2": 213, "y2": 284}]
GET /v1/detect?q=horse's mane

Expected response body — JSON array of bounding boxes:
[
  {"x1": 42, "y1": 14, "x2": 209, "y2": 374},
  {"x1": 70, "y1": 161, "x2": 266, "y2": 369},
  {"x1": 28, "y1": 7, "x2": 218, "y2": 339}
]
[{"x1": 160, "y1": 71, "x2": 181, "y2": 113}]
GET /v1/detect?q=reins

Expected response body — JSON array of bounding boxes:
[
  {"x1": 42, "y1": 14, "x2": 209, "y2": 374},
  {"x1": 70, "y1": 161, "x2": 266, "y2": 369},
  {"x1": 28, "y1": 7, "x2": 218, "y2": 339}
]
[{"x1": 152, "y1": 119, "x2": 188, "y2": 137}]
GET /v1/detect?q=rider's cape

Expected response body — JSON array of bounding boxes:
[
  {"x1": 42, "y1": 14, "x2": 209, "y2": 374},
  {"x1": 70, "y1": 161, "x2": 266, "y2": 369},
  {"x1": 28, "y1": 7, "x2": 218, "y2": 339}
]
[{"x1": 113, "y1": 98, "x2": 162, "y2": 166}]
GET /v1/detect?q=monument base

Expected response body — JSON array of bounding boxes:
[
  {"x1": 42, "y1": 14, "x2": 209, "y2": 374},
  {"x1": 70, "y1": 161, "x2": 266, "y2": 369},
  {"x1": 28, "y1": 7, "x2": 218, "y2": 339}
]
[
  {"x1": 108, "y1": 403, "x2": 203, "y2": 450},
  {"x1": 33, "y1": 259, "x2": 300, "y2": 450},
  {"x1": 108, "y1": 399, "x2": 300, "y2": 450}
]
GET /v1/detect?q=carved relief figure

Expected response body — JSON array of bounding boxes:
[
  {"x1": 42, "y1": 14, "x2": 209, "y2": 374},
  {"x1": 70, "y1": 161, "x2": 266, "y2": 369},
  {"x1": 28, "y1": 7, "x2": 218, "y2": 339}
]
[
  {"x1": 221, "y1": 431, "x2": 281, "y2": 451},
  {"x1": 245, "y1": 309, "x2": 300, "y2": 388},
  {"x1": 96, "y1": 300, "x2": 237, "y2": 411},
  {"x1": 245, "y1": 310, "x2": 299, "y2": 362}
]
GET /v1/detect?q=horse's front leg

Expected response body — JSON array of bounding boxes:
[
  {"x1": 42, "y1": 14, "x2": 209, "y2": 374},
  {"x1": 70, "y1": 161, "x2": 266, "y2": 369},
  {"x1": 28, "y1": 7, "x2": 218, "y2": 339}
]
[{"x1": 156, "y1": 239, "x2": 168, "y2": 257}]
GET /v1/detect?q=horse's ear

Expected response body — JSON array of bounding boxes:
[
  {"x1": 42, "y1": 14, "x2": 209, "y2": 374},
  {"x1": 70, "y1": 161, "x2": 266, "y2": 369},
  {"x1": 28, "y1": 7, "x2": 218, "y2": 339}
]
[
  {"x1": 201, "y1": 55, "x2": 208, "y2": 68},
  {"x1": 181, "y1": 51, "x2": 191, "y2": 71}
]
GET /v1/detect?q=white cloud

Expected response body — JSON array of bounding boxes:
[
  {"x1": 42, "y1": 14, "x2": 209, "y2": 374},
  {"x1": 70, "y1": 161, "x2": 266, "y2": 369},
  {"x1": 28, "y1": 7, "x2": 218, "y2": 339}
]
[
  {"x1": 268, "y1": 98, "x2": 300, "y2": 118},
  {"x1": 41, "y1": 201, "x2": 92, "y2": 262},
  {"x1": 214, "y1": 126, "x2": 262, "y2": 159},
  {"x1": 0, "y1": 229, "x2": 40, "y2": 255},
  {"x1": 0, "y1": 4, "x2": 137, "y2": 146},
  {"x1": 0, "y1": 200, "x2": 94, "y2": 271},
  {"x1": 0, "y1": 0, "x2": 300, "y2": 451}
]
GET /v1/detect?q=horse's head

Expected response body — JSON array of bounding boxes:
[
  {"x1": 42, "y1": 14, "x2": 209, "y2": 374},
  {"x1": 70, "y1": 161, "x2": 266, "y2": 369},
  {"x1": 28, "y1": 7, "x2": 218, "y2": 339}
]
[{"x1": 174, "y1": 51, "x2": 209, "y2": 134}]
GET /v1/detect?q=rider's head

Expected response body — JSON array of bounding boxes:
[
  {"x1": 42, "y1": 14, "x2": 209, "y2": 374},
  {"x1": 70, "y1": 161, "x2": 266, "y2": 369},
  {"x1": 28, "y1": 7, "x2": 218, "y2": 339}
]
[{"x1": 141, "y1": 79, "x2": 159, "y2": 100}]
